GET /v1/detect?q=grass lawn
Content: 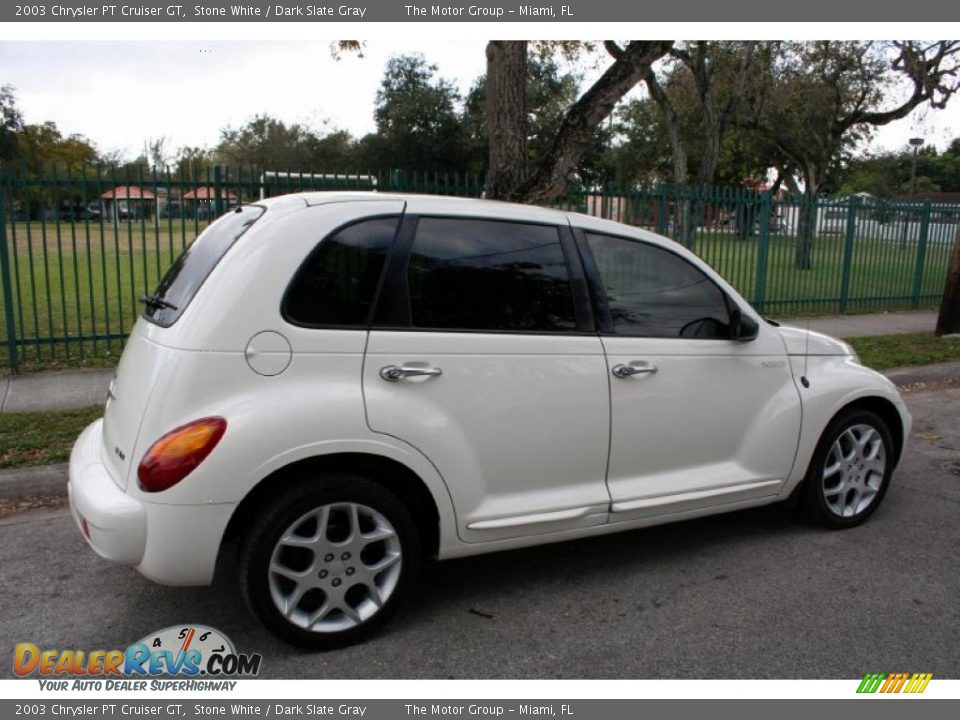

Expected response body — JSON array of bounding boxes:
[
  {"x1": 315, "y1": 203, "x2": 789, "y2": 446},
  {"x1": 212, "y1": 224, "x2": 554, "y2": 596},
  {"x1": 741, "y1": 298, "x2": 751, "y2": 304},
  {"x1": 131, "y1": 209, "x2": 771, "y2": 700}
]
[
  {"x1": 848, "y1": 333, "x2": 960, "y2": 371},
  {"x1": 0, "y1": 219, "x2": 954, "y2": 372},
  {"x1": 0, "y1": 406, "x2": 102, "y2": 469}
]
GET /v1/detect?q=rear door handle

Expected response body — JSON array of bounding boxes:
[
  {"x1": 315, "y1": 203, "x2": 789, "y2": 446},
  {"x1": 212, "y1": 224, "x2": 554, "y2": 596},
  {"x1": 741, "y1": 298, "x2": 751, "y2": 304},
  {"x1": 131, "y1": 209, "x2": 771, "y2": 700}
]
[
  {"x1": 380, "y1": 365, "x2": 443, "y2": 382},
  {"x1": 612, "y1": 362, "x2": 658, "y2": 379}
]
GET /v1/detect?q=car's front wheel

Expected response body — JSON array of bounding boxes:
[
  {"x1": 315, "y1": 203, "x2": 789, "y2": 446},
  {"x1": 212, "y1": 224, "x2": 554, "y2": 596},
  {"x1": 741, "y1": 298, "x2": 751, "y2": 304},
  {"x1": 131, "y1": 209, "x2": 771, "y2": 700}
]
[
  {"x1": 800, "y1": 409, "x2": 894, "y2": 528},
  {"x1": 240, "y1": 474, "x2": 421, "y2": 649}
]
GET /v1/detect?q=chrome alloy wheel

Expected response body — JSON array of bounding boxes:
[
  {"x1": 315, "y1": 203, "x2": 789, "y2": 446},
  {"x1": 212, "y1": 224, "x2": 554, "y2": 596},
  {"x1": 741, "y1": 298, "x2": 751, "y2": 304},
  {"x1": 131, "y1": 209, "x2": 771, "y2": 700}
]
[
  {"x1": 267, "y1": 502, "x2": 402, "y2": 633},
  {"x1": 821, "y1": 423, "x2": 886, "y2": 518}
]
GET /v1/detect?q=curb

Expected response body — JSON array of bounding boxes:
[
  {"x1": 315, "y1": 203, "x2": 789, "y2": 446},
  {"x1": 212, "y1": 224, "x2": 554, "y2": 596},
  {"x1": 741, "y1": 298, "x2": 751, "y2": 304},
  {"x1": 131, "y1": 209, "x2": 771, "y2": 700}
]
[
  {"x1": 0, "y1": 463, "x2": 68, "y2": 501},
  {"x1": 2, "y1": 362, "x2": 960, "y2": 504},
  {"x1": 0, "y1": 368, "x2": 113, "y2": 413}
]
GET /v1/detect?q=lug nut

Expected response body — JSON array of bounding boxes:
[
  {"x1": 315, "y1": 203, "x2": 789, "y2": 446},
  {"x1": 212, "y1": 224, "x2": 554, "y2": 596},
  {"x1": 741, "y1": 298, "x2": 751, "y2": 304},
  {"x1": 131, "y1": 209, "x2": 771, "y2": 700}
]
[
  {"x1": 325, "y1": 553, "x2": 334, "y2": 562},
  {"x1": 319, "y1": 570, "x2": 328, "y2": 579},
  {"x1": 341, "y1": 552, "x2": 351, "y2": 560},
  {"x1": 346, "y1": 567, "x2": 355, "y2": 576},
  {"x1": 332, "y1": 578, "x2": 342, "y2": 587}
]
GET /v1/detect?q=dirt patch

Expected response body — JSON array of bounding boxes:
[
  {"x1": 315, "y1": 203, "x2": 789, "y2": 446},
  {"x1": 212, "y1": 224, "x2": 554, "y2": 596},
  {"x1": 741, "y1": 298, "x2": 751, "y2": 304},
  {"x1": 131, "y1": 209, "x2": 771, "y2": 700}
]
[
  {"x1": 0, "y1": 494, "x2": 68, "y2": 518},
  {"x1": 895, "y1": 376, "x2": 960, "y2": 394}
]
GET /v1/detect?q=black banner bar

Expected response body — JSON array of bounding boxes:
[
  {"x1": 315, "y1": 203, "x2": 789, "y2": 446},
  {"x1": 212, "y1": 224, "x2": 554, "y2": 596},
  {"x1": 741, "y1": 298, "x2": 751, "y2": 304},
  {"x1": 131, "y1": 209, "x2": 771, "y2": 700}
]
[{"x1": 3, "y1": 0, "x2": 959, "y2": 22}]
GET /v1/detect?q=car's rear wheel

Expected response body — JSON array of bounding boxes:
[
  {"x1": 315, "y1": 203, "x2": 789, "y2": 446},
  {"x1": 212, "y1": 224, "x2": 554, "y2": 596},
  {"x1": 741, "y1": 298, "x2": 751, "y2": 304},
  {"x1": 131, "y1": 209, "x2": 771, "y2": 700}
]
[
  {"x1": 240, "y1": 474, "x2": 421, "y2": 649},
  {"x1": 800, "y1": 409, "x2": 894, "y2": 528}
]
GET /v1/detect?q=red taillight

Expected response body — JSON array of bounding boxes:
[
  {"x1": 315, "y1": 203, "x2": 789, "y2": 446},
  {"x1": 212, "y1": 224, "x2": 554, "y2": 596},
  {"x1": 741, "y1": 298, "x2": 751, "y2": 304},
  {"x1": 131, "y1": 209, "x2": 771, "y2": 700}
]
[{"x1": 137, "y1": 417, "x2": 227, "y2": 493}]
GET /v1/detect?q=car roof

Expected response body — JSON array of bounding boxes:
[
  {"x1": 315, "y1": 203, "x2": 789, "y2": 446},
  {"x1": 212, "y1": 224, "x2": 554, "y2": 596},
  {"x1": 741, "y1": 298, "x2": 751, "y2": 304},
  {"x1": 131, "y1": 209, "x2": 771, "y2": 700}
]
[
  {"x1": 258, "y1": 191, "x2": 570, "y2": 224},
  {"x1": 252, "y1": 191, "x2": 681, "y2": 251}
]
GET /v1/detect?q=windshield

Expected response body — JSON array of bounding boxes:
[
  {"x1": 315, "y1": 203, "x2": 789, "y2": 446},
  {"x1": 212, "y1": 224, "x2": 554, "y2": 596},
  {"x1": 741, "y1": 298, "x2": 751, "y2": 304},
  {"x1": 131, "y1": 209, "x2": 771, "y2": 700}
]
[{"x1": 142, "y1": 205, "x2": 265, "y2": 327}]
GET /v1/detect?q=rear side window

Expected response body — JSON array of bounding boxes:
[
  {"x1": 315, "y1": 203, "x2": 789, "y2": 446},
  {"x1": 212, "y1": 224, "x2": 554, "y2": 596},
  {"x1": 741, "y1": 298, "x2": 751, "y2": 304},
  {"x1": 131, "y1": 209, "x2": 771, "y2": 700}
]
[
  {"x1": 144, "y1": 205, "x2": 265, "y2": 327},
  {"x1": 283, "y1": 216, "x2": 400, "y2": 327},
  {"x1": 405, "y1": 217, "x2": 577, "y2": 333}
]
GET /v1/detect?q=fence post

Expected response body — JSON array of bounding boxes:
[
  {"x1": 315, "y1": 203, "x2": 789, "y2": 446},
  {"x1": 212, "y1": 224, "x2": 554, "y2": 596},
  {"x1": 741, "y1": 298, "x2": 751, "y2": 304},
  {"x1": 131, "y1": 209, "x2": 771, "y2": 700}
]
[
  {"x1": 213, "y1": 165, "x2": 224, "y2": 217},
  {"x1": 655, "y1": 185, "x2": 667, "y2": 235},
  {"x1": 753, "y1": 191, "x2": 772, "y2": 313},
  {"x1": 838, "y1": 195, "x2": 860, "y2": 314},
  {"x1": 911, "y1": 201, "x2": 932, "y2": 308},
  {"x1": 0, "y1": 182, "x2": 19, "y2": 374}
]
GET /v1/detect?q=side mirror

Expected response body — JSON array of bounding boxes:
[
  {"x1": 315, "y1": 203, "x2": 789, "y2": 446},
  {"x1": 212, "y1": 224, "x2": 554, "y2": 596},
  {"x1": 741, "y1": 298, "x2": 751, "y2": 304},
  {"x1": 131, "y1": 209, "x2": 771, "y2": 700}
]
[{"x1": 729, "y1": 308, "x2": 759, "y2": 341}]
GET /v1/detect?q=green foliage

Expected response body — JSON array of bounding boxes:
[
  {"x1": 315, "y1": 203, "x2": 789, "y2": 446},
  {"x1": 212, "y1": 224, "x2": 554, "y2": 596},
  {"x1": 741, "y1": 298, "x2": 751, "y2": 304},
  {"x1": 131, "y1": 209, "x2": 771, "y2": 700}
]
[
  {"x1": 838, "y1": 141, "x2": 960, "y2": 197},
  {"x1": 0, "y1": 84, "x2": 24, "y2": 163},
  {"x1": 848, "y1": 333, "x2": 960, "y2": 370},
  {"x1": 11, "y1": 121, "x2": 98, "y2": 173},
  {"x1": 364, "y1": 54, "x2": 467, "y2": 171}
]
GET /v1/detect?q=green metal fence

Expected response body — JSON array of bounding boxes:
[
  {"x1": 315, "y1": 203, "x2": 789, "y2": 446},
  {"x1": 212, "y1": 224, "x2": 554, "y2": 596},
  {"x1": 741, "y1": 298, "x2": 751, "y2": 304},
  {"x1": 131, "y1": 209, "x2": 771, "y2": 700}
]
[{"x1": 1, "y1": 165, "x2": 957, "y2": 374}]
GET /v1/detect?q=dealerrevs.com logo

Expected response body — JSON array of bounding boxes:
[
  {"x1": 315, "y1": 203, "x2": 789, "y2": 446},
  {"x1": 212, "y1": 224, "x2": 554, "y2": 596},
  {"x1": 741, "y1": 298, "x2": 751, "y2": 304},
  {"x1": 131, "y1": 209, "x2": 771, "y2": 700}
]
[
  {"x1": 14, "y1": 625, "x2": 262, "y2": 691},
  {"x1": 857, "y1": 673, "x2": 933, "y2": 694}
]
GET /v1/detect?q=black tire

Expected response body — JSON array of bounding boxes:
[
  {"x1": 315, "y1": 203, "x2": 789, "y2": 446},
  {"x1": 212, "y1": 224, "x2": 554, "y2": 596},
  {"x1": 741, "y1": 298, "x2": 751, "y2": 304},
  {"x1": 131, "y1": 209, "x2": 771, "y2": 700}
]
[
  {"x1": 799, "y1": 408, "x2": 895, "y2": 529},
  {"x1": 240, "y1": 473, "x2": 421, "y2": 650}
]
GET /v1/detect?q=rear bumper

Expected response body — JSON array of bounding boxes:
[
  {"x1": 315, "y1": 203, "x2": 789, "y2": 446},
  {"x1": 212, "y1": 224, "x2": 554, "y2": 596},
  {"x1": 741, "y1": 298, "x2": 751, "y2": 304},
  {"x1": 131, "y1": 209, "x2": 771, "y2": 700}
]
[
  {"x1": 68, "y1": 419, "x2": 147, "y2": 565},
  {"x1": 68, "y1": 419, "x2": 236, "y2": 586}
]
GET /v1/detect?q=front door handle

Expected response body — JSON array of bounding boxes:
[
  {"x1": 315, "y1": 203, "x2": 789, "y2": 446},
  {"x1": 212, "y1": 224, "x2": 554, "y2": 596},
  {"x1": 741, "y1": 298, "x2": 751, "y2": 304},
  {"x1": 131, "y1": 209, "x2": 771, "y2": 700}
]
[
  {"x1": 612, "y1": 362, "x2": 658, "y2": 379},
  {"x1": 380, "y1": 365, "x2": 443, "y2": 382}
]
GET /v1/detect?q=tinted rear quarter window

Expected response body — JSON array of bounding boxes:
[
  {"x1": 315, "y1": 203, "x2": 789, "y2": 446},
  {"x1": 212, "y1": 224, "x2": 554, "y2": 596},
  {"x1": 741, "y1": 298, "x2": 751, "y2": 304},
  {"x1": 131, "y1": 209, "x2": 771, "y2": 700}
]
[
  {"x1": 405, "y1": 217, "x2": 577, "y2": 332},
  {"x1": 283, "y1": 216, "x2": 400, "y2": 327},
  {"x1": 144, "y1": 205, "x2": 265, "y2": 327}
]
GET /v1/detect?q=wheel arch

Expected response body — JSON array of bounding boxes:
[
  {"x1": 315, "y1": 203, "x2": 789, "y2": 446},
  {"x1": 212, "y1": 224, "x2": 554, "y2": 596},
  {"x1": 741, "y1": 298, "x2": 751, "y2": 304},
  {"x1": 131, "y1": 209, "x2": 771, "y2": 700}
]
[
  {"x1": 221, "y1": 452, "x2": 442, "y2": 562},
  {"x1": 832, "y1": 395, "x2": 905, "y2": 468}
]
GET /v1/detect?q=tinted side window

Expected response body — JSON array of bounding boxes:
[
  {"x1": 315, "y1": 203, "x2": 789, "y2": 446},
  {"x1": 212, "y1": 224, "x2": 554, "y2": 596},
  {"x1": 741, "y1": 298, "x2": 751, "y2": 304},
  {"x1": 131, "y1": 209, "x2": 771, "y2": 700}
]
[
  {"x1": 284, "y1": 216, "x2": 399, "y2": 327},
  {"x1": 144, "y1": 205, "x2": 264, "y2": 327},
  {"x1": 585, "y1": 233, "x2": 731, "y2": 338},
  {"x1": 406, "y1": 218, "x2": 577, "y2": 332}
]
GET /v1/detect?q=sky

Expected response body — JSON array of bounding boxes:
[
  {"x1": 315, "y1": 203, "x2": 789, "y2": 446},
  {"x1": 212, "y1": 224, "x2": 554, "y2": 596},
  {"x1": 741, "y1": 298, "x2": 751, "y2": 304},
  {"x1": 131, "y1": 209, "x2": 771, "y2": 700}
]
[{"x1": 1, "y1": 40, "x2": 958, "y2": 162}]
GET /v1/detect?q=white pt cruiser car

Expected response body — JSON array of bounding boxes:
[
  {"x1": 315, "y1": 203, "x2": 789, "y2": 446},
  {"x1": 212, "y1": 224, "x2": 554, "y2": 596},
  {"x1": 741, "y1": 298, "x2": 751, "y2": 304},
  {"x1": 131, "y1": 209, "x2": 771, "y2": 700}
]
[{"x1": 69, "y1": 193, "x2": 911, "y2": 649}]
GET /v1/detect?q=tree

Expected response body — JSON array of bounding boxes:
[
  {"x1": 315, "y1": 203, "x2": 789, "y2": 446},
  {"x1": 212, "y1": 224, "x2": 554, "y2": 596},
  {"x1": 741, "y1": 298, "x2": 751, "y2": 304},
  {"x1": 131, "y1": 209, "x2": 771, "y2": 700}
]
[
  {"x1": 484, "y1": 40, "x2": 674, "y2": 202},
  {"x1": 603, "y1": 98, "x2": 672, "y2": 187},
  {"x1": 173, "y1": 146, "x2": 212, "y2": 178},
  {"x1": 0, "y1": 84, "x2": 23, "y2": 164},
  {"x1": 6, "y1": 120, "x2": 98, "y2": 217},
  {"x1": 642, "y1": 42, "x2": 759, "y2": 188},
  {"x1": 752, "y1": 41, "x2": 960, "y2": 268},
  {"x1": 639, "y1": 41, "x2": 760, "y2": 245},
  {"x1": 216, "y1": 114, "x2": 329, "y2": 169},
  {"x1": 14, "y1": 121, "x2": 98, "y2": 172},
  {"x1": 369, "y1": 54, "x2": 466, "y2": 172},
  {"x1": 936, "y1": 228, "x2": 960, "y2": 335},
  {"x1": 462, "y1": 54, "x2": 585, "y2": 177}
]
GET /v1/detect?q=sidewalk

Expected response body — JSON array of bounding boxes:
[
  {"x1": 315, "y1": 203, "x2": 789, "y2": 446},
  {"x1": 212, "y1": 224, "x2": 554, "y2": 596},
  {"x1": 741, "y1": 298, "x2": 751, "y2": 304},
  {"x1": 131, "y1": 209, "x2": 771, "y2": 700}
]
[
  {"x1": 781, "y1": 310, "x2": 938, "y2": 338},
  {"x1": 0, "y1": 309, "x2": 941, "y2": 414}
]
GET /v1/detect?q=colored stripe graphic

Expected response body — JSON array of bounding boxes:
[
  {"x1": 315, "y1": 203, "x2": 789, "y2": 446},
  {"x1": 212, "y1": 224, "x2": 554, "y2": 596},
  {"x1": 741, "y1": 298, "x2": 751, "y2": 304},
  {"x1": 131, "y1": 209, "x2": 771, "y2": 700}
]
[
  {"x1": 857, "y1": 673, "x2": 886, "y2": 693},
  {"x1": 857, "y1": 672, "x2": 932, "y2": 693}
]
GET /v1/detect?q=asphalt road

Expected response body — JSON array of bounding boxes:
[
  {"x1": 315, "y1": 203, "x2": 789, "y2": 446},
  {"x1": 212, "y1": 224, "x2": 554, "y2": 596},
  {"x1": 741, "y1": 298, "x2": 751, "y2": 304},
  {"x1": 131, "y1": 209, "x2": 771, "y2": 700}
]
[{"x1": 2, "y1": 388, "x2": 959, "y2": 679}]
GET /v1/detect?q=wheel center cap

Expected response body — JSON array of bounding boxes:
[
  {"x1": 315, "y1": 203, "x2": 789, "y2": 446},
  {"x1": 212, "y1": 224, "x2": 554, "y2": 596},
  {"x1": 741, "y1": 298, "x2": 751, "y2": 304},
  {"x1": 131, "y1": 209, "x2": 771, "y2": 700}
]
[{"x1": 328, "y1": 560, "x2": 345, "y2": 576}]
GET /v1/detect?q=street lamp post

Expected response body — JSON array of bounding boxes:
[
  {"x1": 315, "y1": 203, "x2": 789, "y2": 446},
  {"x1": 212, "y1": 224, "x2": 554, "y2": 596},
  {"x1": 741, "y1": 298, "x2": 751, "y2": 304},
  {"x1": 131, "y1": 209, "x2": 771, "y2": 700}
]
[{"x1": 909, "y1": 137, "x2": 925, "y2": 196}]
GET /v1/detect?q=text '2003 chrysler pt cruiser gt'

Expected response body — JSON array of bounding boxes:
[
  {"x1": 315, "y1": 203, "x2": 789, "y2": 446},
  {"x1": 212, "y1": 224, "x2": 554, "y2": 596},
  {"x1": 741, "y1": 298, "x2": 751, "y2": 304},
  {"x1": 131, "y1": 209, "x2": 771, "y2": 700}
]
[{"x1": 69, "y1": 192, "x2": 911, "y2": 648}]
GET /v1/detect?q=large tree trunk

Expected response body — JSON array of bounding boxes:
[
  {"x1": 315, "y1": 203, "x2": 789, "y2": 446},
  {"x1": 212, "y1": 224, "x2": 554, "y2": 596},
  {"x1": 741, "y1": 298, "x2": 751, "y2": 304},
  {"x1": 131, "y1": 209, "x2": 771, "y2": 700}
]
[
  {"x1": 484, "y1": 41, "x2": 528, "y2": 201},
  {"x1": 936, "y1": 229, "x2": 960, "y2": 336},
  {"x1": 484, "y1": 41, "x2": 673, "y2": 203},
  {"x1": 795, "y1": 167, "x2": 821, "y2": 270}
]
